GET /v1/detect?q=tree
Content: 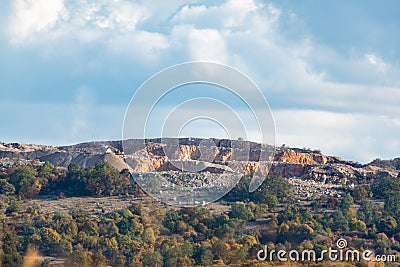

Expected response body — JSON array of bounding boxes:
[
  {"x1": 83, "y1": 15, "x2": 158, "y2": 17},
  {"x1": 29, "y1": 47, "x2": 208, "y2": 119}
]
[
  {"x1": 277, "y1": 221, "x2": 314, "y2": 243},
  {"x1": 377, "y1": 216, "x2": 398, "y2": 236},
  {"x1": 223, "y1": 175, "x2": 252, "y2": 202},
  {"x1": 229, "y1": 202, "x2": 254, "y2": 221},
  {"x1": 352, "y1": 185, "x2": 370, "y2": 202},
  {"x1": 224, "y1": 175, "x2": 292, "y2": 205},
  {"x1": 330, "y1": 211, "x2": 349, "y2": 232},
  {"x1": 84, "y1": 162, "x2": 123, "y2": 196},
  {"x1": 384, "y1": 193, "x2": 400, "y2": 224},
  {"x1": 5, "y1": 198, "x2": 22, "y2": 214},
  {"x1": 0, "y1": 179, "x2": 15, "y2": 195},
  {"x1": 372, "y1": 176, "x2": 400, "y2": 199},
  {"x1": 8, "y1": 165, "x2": 38, "y2": 198},
  {"x1": 38, "y1": 161, "x2": 58, "y2": 179},
  {"x1": 255, "y1": 193, "x2": 279, "y2": 208},
  {"x1": 278, "y1": 205, "x2": 300, "y2": 224},
  {"x1": 193, "y1": 244, "x2": 213, "y2": 266},
  {"x1": 254, "y1": 175, "x2": 292, "y2": 203},
  {"x1": 52, "y1": 212, "x2": 79, "y2": 238},
  {"x1": 91, "y1": 251, "x2": 107, "y2": 267},
  {"x1": 340, "y1": 193, "x2": 354, "y2": 211},
  {"x1": 162, "y1": 240, "x2": 194, "y2": 267},
  {"x1": 164, "y1": 209, "x2": 182, "y2": 233},
  {"x1": 375, "y1": 233, "x2": 389, "y2": 253},
  {"x1": 39, "y1": 227, "x2": 62, "y2": 254},
  {"x1": 63, "y1": 164, "x2": 86, "y2": 196},
  {"x1": 64, "y1": 249, "x2": 94, "y2": 267},
  {"x1": 142, "y1": 251, "x2": 163, "y2": 267},
  {"x1": 350, "y1": 218, "x2": 367, "y2": 232},
  {"x1": 142, "y1": 227, "x2": 156, "y2": 245},
  {"x1": 1, "y1": 225, "x2": 23, "y2": 266},
  {"x1": 357, "y1": 200, "x2": 380, "y2": 225}
]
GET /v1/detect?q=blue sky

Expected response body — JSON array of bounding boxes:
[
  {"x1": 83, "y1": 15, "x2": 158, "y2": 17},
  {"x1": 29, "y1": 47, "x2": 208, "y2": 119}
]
[{"x1": 0, "y1": 0, "x2": 399, "y2": 163}]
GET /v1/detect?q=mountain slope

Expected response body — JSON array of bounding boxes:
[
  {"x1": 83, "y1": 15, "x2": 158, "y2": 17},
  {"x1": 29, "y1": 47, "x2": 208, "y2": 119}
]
[{"x1": 0, "y1": 139, "x2": 398, "y2": 185}]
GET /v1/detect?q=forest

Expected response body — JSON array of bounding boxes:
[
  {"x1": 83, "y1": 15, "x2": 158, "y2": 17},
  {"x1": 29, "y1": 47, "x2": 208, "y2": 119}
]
[{"x1": 1, "y1": 162, "x2": 400, "y2": 266}]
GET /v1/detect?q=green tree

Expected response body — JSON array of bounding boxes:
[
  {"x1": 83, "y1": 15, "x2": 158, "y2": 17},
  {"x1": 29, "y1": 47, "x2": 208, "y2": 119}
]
[
  {"x1": 52, "y1": 212, "x2": 79, "y2": 238},
  {"x1": 39, "y1": 227, "x2": 62, "y2": 254},
  {"x1": 142, "y1": 251, "x2": 163, "y2": 267},
  {"x1": 229, "y1": 202, "x2": 254, "y2": 221},
  {"x1": 372, "y1": 176, "x2": 400, "y2": 199},
  {"x1": 91, "y1": 250, "x2": 107, "y2": 267},
  {"x1": 278, "y1": 205, "x2": 300, "y2": 224},
  {"x1": 330, "y1": 211, "x2": 349, "y2": 232},
  {"x1": 38, "y1": 161, "x2": 58, "y2": 178},
  {"x1": 84, "y1": 162, "x2": 123, "y2": 196},
  {"x1": 0, "y1": 179, "x2": 15, "y2": 195},
  {"x1": 164, "y1": 209, "x2": 182, "y2": 233},
  {"x1": 5, "y1": 198, "x2": 22, "y2": 214},
  {"x1": 223, "y1": 175, "x2": 252, "y2": 202},
  {"x1": 193, "y1": 244, "x2": 213, "y2": 266},
  {"x1": 1, "y1": 225, "x2": 23, "y2": 266},
  {"x1": 142, "y1": 227, "x2": 156, "y2": 245},
  {"x1": 63, "y1": 164, "x2": 86, "y2": 196},
  {"x1": 357, "y1": 200, "x2": 380, "y2": 225},
  {"x1": 340, "y1": 193, "x2": 354, "y2": 211},
  {"x1": 9, "y1": 165, "x2": 38, "y2": 198},
  {"x1": 254, "y1": 175, "x2": 292, "y2": 203},
  {"x1": 64, "y1": 249, "x2": 94, "y2": 267},
  {"x1": 375, "y1": 233, "x2": 389, "y2": 254},
  {"x1": 377, "y1": 216, "x2": 397, "y2": 236}
]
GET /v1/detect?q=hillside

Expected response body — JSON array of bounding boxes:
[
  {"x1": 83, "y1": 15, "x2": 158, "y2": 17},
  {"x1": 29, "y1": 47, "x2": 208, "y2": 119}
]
[
  {"x1": 1, "y1": 139, "x2": 400, "y2": 266},
  {"x1": 0, "y1": 139, "x2": 398, "y2": 187}
]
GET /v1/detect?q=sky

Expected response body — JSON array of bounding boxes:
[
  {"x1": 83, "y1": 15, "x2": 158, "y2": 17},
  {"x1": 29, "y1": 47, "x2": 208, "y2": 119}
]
[{"x1": 0, "y1": 0, "x2": 399, "y2": 163}]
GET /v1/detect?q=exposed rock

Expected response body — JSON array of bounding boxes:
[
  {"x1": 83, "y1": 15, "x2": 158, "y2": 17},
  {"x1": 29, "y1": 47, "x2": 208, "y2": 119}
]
[
  {"x1": 274, "y1": 149, "x2": 328, "y2": 164},
  {"x1": 0, "y1": 139, "x2": 398, "y2": 186}
]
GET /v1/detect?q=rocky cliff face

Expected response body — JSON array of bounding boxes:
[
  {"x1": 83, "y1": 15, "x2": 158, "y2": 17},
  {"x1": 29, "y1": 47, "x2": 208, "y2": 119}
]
[{"x1": 0, "y1": 139, "x2": 398, "y2": 185}]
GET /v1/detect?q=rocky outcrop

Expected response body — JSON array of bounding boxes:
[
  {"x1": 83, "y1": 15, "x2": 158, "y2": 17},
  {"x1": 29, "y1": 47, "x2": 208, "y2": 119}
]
[
  {"x1": 274, "y1": 149, "x2": 328, "y2": 164},
  {"x1": 0, "y1": 139, "x2": 398, "y2": 185}
]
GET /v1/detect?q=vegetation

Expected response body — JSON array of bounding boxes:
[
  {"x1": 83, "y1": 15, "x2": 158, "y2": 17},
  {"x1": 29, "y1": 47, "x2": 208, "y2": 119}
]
[
  {"x1": 370, "y1": 158, "x2": 400, "y2": 171},
  {"x1": 0, "y1": 162, "x2": 400, "y2": 266},
  {"x1": 0, "y1": 162, "x2": 130, "y2": 199}
]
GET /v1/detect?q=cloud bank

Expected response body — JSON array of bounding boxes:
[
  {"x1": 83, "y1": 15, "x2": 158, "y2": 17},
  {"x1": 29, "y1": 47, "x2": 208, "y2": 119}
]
[{"x1": 0, "y1": 0, "x2": 399, "y2": 162}]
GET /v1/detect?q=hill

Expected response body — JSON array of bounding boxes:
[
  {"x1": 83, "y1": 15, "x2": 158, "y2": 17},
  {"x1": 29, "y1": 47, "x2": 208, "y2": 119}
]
[{"x1": 0, "y1": 139, "x2": 398, "y2": 186}]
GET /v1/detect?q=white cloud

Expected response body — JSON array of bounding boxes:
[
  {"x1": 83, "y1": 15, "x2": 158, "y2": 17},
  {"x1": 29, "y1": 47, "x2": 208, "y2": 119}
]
[
  {"x1": 365, "y1": 53, "x2": 388, "y2": 72},
  {"x1": 2, "y1": 0, "x2": 400, "y2": 162},
  {"x1": 9, "y1": 0, "x2": 67, "y2": 43},
  {"x1": 106, "y1": 30, "x2": 169, "y2": 64},
  {"x1": 172, "y1": 0, "x2": 278, "y2": 33},
  {"x1": 82, "y1": 0, "x2": 148, "y2": 32},
  {"x1": 274, "y1": 109, "x2": 400, "y2": 162},
  {"x1": 188, "y1": 28, "x2": 228, "y2": 62},
  {"x1": 8, "y1": 0, "x2": 149, "y2": 43}
]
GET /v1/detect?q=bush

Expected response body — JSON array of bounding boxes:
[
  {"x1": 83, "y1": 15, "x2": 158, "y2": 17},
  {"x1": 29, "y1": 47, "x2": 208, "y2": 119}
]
[{"x1": 5, "y1": 198, "x2": 22, "y2": 214}]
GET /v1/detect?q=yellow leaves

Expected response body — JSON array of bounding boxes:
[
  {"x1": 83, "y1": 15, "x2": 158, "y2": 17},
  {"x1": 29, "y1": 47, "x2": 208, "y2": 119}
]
[
  {"x1": 29, "y1": 234, "x2": 41, "y2": 244},
  {"x1": 241, "y1": 234, "x2": 257, "y2": 247},
  {"x1": 105, "y1": 237, "x2": 118, "y2": 249},
  {"x1": 39, "y1": 227, "x2": 61, "y2": 244},
  {"x1": 142, "y1": 227, "x2": 156, "y2": 245},
  {"x1": 350, "y1": 218, "x2": 367, "y2": 232},
  {"x1": 303, "y1": 224, "x2": 314, "y2": 234},
  {"x1": 131, "y1": 240, "x2": 142, "y2": 250},
  {"x1": 279, "y1": 222, "x2": 290, "y2": 233},
  {"x1": 348, "y1": 208, "x2": 357, "y2": 218}
]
